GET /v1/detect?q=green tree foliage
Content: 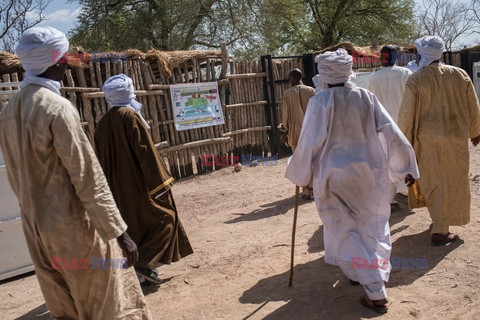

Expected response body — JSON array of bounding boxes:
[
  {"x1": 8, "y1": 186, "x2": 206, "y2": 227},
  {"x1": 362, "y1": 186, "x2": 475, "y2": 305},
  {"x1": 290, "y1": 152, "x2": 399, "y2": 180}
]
[
  {"x1": 233, "y1": 0, "x2": 416, "y2": 58},
  {"x1": 305, "y1": 0, "x2": 416, "y2": 49},
  {"x1": 69, "y1": 0, "x2": 258, "y2": 51},
  {"x1": 69, "y1": 0, "x2": 416, "y2": 57}
]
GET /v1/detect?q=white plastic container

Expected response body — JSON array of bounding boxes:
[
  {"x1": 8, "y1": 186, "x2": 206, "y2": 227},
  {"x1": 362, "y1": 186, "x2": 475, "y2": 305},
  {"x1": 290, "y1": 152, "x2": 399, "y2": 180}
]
[
  {"x1": 0, "y1": 130, "x2": 34, "y2": 281},
  {"x1": 354, "y1": 72, "x2": 373, "y2": 89}
]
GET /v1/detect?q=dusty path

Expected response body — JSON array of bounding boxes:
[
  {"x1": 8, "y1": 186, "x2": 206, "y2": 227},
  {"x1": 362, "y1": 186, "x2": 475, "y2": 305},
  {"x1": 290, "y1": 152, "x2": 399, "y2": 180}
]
[{"x1": 2, "y1": 147, "x2": 480, "y2": 320}]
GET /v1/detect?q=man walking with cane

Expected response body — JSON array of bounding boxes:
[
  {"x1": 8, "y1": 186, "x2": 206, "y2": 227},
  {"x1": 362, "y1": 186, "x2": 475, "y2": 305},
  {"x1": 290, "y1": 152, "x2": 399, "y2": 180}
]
[{"x1": 286, "y1": 49, "x2": 419, "y2": 313}]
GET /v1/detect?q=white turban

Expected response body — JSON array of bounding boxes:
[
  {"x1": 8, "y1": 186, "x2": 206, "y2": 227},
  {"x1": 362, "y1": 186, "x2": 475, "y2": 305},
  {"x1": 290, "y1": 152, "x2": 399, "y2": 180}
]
[
  {"x1": 314, "y1": 49, "x2": 356, "y2": 89},
  {"x1": 16, "y1": 26, "x2": 69, "y2": 76},
  {"x1": 406, "y1": 60, "x2": 420, "y2": 73},
  {"x1": 414, "y1": 36, "x2": 445, "y2": 69},
  {"x1": 312, "y1": 74, "x2": 326, "y2": 92},
  {"x1": 102, "y1": 74, "x2": 150, "y2": 129}
]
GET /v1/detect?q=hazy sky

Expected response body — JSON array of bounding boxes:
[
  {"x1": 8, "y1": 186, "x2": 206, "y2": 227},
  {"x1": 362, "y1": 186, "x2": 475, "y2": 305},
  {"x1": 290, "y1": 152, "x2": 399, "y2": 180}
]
[
  {"x1": 33, "y1": 0, "x2": 81, "y2": 36},
  {"x1": 39, "y1": 0, "x2": 479, "y2": 50}
]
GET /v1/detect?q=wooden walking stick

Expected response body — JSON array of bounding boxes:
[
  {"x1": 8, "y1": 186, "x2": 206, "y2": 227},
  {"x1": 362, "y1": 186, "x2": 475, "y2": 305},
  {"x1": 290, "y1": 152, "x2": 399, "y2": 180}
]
[{"x1": 289, "y1": 185, "x2": 300, "y2": 287}]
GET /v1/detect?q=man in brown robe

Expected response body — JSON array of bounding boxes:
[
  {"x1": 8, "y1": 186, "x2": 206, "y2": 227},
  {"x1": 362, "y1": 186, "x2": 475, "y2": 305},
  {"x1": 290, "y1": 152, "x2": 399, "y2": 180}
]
[
  {"x1": 95, "y1": 74, "x2": 193, "y2": 283},
  {"x1": 278, "y1": 69, "x2": 316, "y2": 199},
  {"x1": 0, "y1": 27, "x2": 152, "y2": 319}
]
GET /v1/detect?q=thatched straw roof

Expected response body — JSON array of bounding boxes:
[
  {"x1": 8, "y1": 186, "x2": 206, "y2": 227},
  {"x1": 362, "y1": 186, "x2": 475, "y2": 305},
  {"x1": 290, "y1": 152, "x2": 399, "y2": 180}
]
[
  {"x1": 0, "y1": 51, "x2": 22, "y2": 74},
  {"x1": 314, "y1": 41, "x2": 423, "y2": 57},
  {"x1": 314, "y1": 41, "x2": 480, "y2": 56},
  {"x1": 146, "y1": 49, "x2": 221, "y2": 77},
  {"x1": 0, "y1": 48, "x2": 222, "y2": 78},
  {"x1": 315, "y1": 42, "x2": 380, "y2": 57}
]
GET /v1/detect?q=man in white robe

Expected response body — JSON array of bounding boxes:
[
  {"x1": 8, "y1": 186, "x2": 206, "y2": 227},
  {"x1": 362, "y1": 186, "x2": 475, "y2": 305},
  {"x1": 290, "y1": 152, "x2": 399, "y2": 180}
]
[
  {"x1": 368, "y1": 45, "x2": 412, "y2": 211},
  {"x1": 286, "y1": 49, "x2": 419, "y2": 313}
]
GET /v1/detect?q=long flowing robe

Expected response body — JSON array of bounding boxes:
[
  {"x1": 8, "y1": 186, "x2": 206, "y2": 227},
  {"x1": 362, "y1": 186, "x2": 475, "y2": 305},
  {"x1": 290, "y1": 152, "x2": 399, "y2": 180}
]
[
  {"x1": 367, "y1": 66, "x2": 412, "y2": 123},
  {"x1": 368, "y1": 65, "x2": 412, "y2": 197},
  {"x1": 94, "y1": 107, "x2": 193, "y2": 269},
  {"x1": 286, "y1": 86, "x2": 419, "y2": 285},
  {"x1": 398, "y1": 64, "x2": 480, "y2": 226},
  {"x1": 0, "y1": 85, "x2": 152, "y2": 319},
  {"x1": 278, "y1": 84, "x2": 316, "y2": 150}
]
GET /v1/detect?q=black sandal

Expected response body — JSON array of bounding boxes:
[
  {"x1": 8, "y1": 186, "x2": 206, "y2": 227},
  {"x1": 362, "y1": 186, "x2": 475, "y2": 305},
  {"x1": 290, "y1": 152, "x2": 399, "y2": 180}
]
[
  {"x1": 431, "y1": 232, "x2": 459, "y2": 246},
  {"x1": 135, "y1": 267, "x2": 163, "y2": 284},
  {"x1": 360, "y1": 294, "x2": 389, "y2": 314}
]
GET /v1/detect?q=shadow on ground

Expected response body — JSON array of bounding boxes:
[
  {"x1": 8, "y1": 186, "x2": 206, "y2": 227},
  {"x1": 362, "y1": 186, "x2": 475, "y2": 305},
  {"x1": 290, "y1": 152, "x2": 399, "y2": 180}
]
[
  {"x1": 389, "y1": 194, "x2": 415, "y2": 229},
  {"x1": 14, "y1": 276, "x2": 175, "y2": 318},
  {"x1": 225, "y1": 196, "x2": 313, "y2": 224},
  {"x1": 0, "y1": 271, "x2": 35, "y2": 285},
  {"x1": 239, "y1": 258, "x2": 384, "y2": 320},
  {"x1": 388, "y1": 229, "x2": 463, "y2": 287},
  {"x1": 15, "y1": 304, "x2": 49, "y2": 320},
  {"x1": 307, "y1": 227, "x2": 325, "y2": 253},
  {"x1": 141, "y1": 276, "x2": 175, "y2": 296},
  {"x1": 240, "y1": 220, "x2": 463, "y2": 319}
]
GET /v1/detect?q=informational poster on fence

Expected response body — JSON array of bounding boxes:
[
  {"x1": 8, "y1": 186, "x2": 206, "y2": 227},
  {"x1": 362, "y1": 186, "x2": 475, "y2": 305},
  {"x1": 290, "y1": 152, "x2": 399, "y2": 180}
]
[{"x1": 170, "y1": 82, "x2": 225, "y2": 131}]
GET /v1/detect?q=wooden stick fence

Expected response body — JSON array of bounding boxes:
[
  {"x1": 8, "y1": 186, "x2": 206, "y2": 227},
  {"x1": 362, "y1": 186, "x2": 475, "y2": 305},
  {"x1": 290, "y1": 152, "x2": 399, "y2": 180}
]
[
  {"x1": 0, "y1": 47, "x2": 465, "y2": 179},
  {"x1": 2, "y1": 46, "x2": 375, "y2": 179},
  {"x1": 0, "y1": 45, "x2": 271, "y2": 179}
]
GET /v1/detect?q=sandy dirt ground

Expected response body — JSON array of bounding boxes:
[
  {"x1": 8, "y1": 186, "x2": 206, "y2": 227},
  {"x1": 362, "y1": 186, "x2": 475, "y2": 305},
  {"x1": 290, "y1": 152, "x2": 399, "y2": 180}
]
[{"x1": 2, "y1": 147, "x2": 480, "y2": 320}]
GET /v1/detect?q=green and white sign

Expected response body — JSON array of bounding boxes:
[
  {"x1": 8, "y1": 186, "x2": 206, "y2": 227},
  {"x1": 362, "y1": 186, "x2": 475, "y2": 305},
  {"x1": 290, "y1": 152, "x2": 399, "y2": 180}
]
[{"x1": 170, "y1": 82, "x2": 225, "y2": 131}]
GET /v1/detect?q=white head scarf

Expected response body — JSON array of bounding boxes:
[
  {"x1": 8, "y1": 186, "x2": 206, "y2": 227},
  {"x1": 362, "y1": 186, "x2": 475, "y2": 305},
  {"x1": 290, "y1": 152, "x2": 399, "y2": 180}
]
[
  {"x1": 314, "y1": 49, "x2": 356, "y2": 89},
  {"x1": 406, "y1": 60, "x2": 420, "y2": 73},
  {"x1": 102, "y1": 74, "x2": 150, "y2": 129},
  {"x1": 414, "y1": 36, "x2": 445, "y2": 69},
  {"x1": 312, "y1": 74, "x2": 327, "y2": 92},
  {"x1": 16, "y1": 27, "x2": 69, "y2": 95}
]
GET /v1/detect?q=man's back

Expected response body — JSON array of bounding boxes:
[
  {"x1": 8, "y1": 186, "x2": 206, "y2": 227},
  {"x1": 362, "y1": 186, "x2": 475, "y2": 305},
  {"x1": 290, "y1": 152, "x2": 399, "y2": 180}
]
[
  {"x1": 94, "y1": 105, "x2": 193, "y2": 268},
  {"x1": 311, "y1": 87, "x2": 385, "y2": 178},
  {"x1": 0, "y1": 85, "x2": 79, "y2": 227},
  {"x1": 283, "y1": 84, "x2": 315, "y2": 114},
  {"x1": 282, "y1": 84, "x2": 316, "y2": 148},
  {"x1": 296, "y1": 86, "x2": 410, "y2": 200},
  {"x1": 403, "y1": 64, "x2": 478, "y2": 141},
  {"x1": 367, "y1": 66, "x2": 411, "y2": 122},
  {"x1": 0, "y1": 84, "x2": 123, "y2": 239}
]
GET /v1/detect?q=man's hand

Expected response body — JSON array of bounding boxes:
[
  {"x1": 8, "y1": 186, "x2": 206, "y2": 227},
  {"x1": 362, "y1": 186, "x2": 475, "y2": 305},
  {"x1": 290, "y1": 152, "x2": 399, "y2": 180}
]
[
  {"x1": 282, "y1": 133, "x2": 289, "y2": 147},
  {"x1": 471, "y1": 135, "x2": 480, "y2": 147},
  {"x1": 405, "y1": 174, "x2": 415, "y2": 187},
  {"x1": 117, "y1": 232, "x2": 138, "y2": 267}
]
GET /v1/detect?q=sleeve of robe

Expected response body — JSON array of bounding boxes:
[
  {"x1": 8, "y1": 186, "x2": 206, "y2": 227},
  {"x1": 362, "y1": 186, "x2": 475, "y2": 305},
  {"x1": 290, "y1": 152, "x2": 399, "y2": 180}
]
[
  {"x1": 397, "y1": 76, "x2": 417, "y2": 145},
  {"x1": 285, "y1": 94, "x2": 330, "y2": 187},
  {"x1": 465, "y1": 74, "x2": 480, "y2": 138},
  {"x1": 366, "y1": 75, "x2": 375, "y2": 92},
  {"x1": 279, "y1": 92, "x2": 290, "y2": 132},
  {"x1": 126, "y1": 113, "x2": 174, "y2": 199},
  {"x1": 370, "y1": 91, "x2": 420, "y2": 182},
  {"x1": 51, "y1": 104, "x2": 128, "y2": 240}
]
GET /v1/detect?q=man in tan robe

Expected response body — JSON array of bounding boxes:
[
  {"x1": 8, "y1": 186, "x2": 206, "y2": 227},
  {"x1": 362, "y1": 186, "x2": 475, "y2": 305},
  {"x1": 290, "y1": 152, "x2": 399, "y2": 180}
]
[
  {"x1": 278, "y1": 69, "x2": 316, "y2": 198},
  {"x1": 95, "y1": 74, "x2": 193, "y2": 283},
  {"x1": 398, "y1": 36, "x2": 480, "y2": 245},
  {"x1": 0, "y1": 27, "x2": 152, "y2": 319}
]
